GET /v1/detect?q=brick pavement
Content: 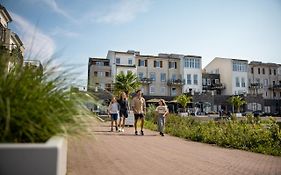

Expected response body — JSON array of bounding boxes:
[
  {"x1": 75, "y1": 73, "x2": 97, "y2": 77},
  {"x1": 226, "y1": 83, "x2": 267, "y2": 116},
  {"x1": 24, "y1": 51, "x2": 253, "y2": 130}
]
[{"x1": 67, "y1": 118, "x2": 281, "y2": 175}]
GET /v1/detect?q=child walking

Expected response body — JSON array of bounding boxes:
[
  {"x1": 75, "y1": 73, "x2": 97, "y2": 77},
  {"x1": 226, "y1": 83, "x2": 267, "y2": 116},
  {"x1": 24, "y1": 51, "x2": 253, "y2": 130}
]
[
  {"x1": 108, "y1": 97, "x2": 119, "y2": 132},
  {"x1": 155, "y1": 99, "x2": 169, "y2": 136}
]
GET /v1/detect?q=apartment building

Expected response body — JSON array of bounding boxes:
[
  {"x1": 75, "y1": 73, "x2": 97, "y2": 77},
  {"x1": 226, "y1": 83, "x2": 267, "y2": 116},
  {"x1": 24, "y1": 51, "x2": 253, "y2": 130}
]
[
  {"x1": 204, "y1": 57, "x2": 248, "y2": 96},
  {"x1": 248, "y1": 61, "x2": 281, "y2": 99},
  {"x1": 202, "y1": 72, "x2": 225, "y2": 95},
  {"x1": 181, "y1": 55, "x2": 202, "y2": 94},
  {"x1": 88, "y1": 57, "x2": 112, "y2": 92},
  {"x1": 136, "y1": 53, "x2": 183, "y2": 96},
  {"x1": 0, "y1": 4, "x2": 24, "y2": 71}
]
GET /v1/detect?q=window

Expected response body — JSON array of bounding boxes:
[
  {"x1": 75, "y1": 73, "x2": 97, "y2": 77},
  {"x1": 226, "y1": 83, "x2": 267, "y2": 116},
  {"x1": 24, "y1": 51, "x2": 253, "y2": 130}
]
[
  {"x1": 128, "y1": 58, "x2": 133, "y2": 65},
  {"x1": 150, "y1": 72, "x2": 156, "y2": 81},
  {"x1": 241, "y1": 77, "x2": 245, "y2": 87},
  {"x1": 207, "y1": 78, "x2": 211, "y2": 85},
  {"x1": 94, "y1": 71, "x2": 98, "y2": 76},
  {"x1": 256, "y1": 78, "x2": 260, "y2": 84},
  {"x1": 160, "y1": 73, "x2": 166, "y2": 82},
  {"x1": 258, "y1": 68, "x2": 260, "y2": 74},
  {"x1": 116, "y1": 58, "x2": 120, "y2": 64},
  {"x1": 202, "y1": 78, "x2": 206, "y2": 85},
  {"x1": 150, "y1": 86, "x2": 155, "y2": 94},
  {"x1": 138, "y1": 72, "x2": 144, "y2": 79},
  {"x1": 193, "y1": 74, "x2": 198, "y2": 85},
  {"x1": 186, "y1": 74, "x2": 191, "y2": 84},
  {"x1": 262, "y1": 68, "x2": 265, "y2": 74},
  {"x1": 274, "y1": 69, "x2": 276, "y2": 75},
  {"x1": 171, "y1": 87, "x2": 177, "y2": 96},
  {"x1": 172, "y1": 74, "x2": 177, "y2": 80},
  {"x1": 169, "y1": 61, "x2": 177, "y2": 69},
  {"x1": 138, "y1": 60, "x2": 147, "y2": 67},
  {"x1": 161, "y1": 87, "x2": 166, "y2": 94},
  {"x1": 215, "y1": 79, "x2": 219, "y2": 84},
  {"x1": 184, "y1": 58, "x2": 200, "y2": 68},
  {"x1": 105, "y1": 72, "x2": 110, "y2": 77},
  {"x1": 95, "y1": 61, "x2": 104, "y2": 66},
  {"x1": 251, "y1": 67, "x2": 254, "y2": 74},
  {"x1": 154, "y1": 60, "x2": 162, "y2": 68},
  {"x1": 264, "y1": 79, "x2": 268, "y2": 87},
  {"x1": 273, "y1": 81, "x2": 276, "y2": 85},
  {"x1": 236, "y1": 77, "x2": 240, "y2": 87},
  {"x1": 233, "y1": 62, "x2": 247, "y2": 72},
  {"x1": 273, "y1": 92, "x2": 276, "y2": 98},
  {"x1": 269, "y1": 69, "x2": 272, "y2": 75}
]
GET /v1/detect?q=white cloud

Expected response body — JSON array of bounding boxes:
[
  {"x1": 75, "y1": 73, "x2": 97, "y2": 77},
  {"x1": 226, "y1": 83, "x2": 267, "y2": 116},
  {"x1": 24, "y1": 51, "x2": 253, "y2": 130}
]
[
  {"x1": 93, "y1": 0, "x2": 151, "y2": 24},
  {"x1": 11, "y1": 12, "x2": 56, "y2": 59},
  {"x1": 50, "y1": 27, "x2": 80, "y2": 38}
]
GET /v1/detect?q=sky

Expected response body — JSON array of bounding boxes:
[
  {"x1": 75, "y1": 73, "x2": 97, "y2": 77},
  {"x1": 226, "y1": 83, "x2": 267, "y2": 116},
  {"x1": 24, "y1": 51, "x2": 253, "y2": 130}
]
[{"x1": 2, "y1": 0, "x2": 281, "y2": 88}]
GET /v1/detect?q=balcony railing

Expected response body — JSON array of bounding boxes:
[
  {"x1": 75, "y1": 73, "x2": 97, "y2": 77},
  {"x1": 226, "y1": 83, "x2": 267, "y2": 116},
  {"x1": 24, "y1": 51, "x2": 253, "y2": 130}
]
[
  {"x1": 139, "y1": 77, "x2": 153, "y2": 84},
  {"x1": 249, "y1": 83, "x2": 263, "y2": 89},
  {"x1": 167, "y1": 79, "x2": 185, "y2": 86},
  {"x1": 269, "y1": 84, "x2": 281, "y2": 90},
  {"x1": 203, "y1": 83, "x2": 225, "y2": 90}
]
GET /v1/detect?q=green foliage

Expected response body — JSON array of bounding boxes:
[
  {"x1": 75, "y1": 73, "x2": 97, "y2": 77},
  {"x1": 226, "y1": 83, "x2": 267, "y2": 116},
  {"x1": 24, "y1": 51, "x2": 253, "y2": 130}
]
[
  {"x1": 175, "y1": 94, "x2": 192, "y2": 111},
  {"x1": 145, "y1": 104, "x2": 157, "y2": 123},
  {"x1": 146, "y1": 114, "x2": 281, "y2": 156},
  {"x1": 0, "y1": 53, "x2": 86, "y2": 143},
  {"x1": 113, "y1": 71, "x2": 141, "y2": 95},
  {"x1": 228, "y1": 96, "x2": 246, "y2": 112}
]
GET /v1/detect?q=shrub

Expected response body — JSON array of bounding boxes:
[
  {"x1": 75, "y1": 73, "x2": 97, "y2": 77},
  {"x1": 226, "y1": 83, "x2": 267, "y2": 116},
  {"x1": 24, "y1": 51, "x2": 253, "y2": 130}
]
[
  {"x1": 0, "y1": 54, "x2": 86, "y2": 143},
  {"x1": 147, "y1": 114, "x2": 281, "y2": 156}
]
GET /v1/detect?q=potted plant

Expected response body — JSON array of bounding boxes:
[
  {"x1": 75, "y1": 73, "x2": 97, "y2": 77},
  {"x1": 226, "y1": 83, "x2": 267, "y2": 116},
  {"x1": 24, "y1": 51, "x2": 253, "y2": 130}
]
[{"x1": 0, "y1": 48, "x2": 85, "y2": 175}]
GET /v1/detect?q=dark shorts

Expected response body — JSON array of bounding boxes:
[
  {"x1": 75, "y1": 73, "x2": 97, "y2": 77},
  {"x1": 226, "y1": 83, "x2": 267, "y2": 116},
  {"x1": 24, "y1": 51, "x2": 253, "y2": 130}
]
[
  {"x1": 110, "y1": 113, "x2": 118, "y2": 120},
  {"x1": 134, "y1": 114, "x2": 144, "y2": 120},
  {"x1": 120, "y1": 110, "x2": 128, "y2": 118}
]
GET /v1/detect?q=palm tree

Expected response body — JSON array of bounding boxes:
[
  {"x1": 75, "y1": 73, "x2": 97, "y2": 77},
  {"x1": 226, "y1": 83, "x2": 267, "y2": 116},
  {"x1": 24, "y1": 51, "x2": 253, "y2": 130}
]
[
  {"x1": 175, "y1": 94, "x2": 192, "y2": 112},
  {"x1": 228, "y1": 96, "x2": 247, "y2": 113},
  {"x1": 113, "y1": 71, "x2": 141, "y2": 96}
]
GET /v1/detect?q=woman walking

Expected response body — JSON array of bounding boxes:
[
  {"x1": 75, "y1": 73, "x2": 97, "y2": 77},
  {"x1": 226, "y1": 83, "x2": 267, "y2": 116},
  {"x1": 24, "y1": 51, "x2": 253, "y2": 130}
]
[
  {"x1": 118, "y1": 92, "x2": 129, "y2": 132},
  {"x1": 155, "y1": 99, "x2": 169, "y2": 136},
  {"x1": 108, "y1": 97, "x2": 119, "y2": 132}
]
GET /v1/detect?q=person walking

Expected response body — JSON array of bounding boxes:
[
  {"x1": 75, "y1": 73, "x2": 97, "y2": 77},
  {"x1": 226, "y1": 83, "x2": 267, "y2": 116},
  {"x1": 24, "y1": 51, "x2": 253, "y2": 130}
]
[
  {"x1": 108, "y1": 97, "x2": 119, "y2": 132},
  {"x1": 131, "y1": 90, "x2": 146, "y2": 135},
  {"x1": 118, "y1": 92, "x2": 129, "y2": 132},
  {"x1": 155, "y1": 99, "x2": 169, "y2": 136}
]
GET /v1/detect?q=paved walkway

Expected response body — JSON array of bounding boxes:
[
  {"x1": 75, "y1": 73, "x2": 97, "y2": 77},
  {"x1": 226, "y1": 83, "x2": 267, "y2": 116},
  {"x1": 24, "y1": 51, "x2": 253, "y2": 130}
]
[{"x1": 67, "y1": 118, "x2": 281, "y2": 175}]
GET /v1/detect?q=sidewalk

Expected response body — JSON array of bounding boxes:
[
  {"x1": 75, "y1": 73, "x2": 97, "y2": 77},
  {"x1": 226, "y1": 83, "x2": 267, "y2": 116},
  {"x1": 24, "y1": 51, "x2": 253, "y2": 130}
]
[{"x1": 67, "y1": 118, "x2": 281, "y2": 175}]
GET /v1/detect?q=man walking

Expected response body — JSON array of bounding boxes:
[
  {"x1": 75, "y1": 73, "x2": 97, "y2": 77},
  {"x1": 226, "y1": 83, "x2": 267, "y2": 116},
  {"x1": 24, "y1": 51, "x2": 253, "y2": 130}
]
[{"x1": 131, "y1": 90, "x2": 146, "y2": 135}]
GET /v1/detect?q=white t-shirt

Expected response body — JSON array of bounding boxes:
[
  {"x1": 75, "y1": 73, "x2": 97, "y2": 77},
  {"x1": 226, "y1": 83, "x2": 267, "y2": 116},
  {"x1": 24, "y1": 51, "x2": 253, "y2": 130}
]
[{"x1": 155, "y1": 105, "x2": 168, "y2": 114}]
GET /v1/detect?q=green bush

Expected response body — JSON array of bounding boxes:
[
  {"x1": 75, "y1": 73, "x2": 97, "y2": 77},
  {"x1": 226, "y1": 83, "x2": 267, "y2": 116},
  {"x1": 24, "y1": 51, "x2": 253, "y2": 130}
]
[
  {"x1": 146, "y1": 114, "x2": 281, "y2": 156},
  {"x1": 0, "y1": 54, "x2": 86, "y2": 143},
  {"x1": 145, "y1": 104, "x2": 157, "y2": 123}
]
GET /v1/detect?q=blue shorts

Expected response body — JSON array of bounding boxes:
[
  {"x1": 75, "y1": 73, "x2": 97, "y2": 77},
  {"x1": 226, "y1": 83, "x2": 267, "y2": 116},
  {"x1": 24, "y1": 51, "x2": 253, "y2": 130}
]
[{"x1": 110, "y1": 113, "x2": 118, "y2": 120}]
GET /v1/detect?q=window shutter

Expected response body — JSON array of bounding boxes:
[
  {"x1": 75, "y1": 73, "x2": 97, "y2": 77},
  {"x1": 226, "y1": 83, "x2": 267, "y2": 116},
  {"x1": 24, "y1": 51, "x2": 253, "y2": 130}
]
[
  {"x1": 145, "y1": 60, "x2": 147, "y2": 67},
  {"x1": 154, "y1": 61, "x2": 156, "y2": 67},
  {"x1": 160, "y1": 61, "x2": 163, "y2": 68},
  {"x1": 175, "y1": 62, "x2": 177, "y2": 69}
]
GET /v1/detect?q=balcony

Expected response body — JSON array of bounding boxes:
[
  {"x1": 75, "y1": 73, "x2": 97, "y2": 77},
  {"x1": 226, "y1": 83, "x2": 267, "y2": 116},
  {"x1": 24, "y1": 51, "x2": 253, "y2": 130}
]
[
  {"x1": 269, "y1": 84, "x2": 281, "y2": 90},
  {"x1": 167, "y1": 79, "x2": 185, "y2": 86},
  {"x1": 249, "y1": 83, "x2": 263, "y2": 89},
  {"x1": 203, "y1": 83, "x2": 225, "y2": 90},
  {"x1": 139, "y1": 77, "x2": 153, "y2": 84}
]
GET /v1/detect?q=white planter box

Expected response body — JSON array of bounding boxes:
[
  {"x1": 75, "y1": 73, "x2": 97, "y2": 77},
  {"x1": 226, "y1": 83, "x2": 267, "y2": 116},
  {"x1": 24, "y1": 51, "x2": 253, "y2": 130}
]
[
  {"x1": 125, "y1": 111, "x2": 135, "y2": 126},
  {"x1": 0, "y1": 136, "x2": 67, "y2": 175}
]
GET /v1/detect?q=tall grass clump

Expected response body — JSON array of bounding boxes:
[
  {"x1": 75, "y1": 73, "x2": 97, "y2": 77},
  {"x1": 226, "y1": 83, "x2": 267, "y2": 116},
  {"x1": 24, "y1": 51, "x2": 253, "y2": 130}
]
[{"x1": 0, "y1": 51, "x2": 87, "y2": 143}]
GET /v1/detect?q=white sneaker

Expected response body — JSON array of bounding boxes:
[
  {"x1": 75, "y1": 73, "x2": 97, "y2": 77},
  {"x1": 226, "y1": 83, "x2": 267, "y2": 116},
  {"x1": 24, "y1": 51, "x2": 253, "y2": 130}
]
[
  {"x1": 118, "y1": 128, "x2": 121, "y2": 132},
  {"x1": 121, "y1": 128, "x2": 124, "y2": 132}
]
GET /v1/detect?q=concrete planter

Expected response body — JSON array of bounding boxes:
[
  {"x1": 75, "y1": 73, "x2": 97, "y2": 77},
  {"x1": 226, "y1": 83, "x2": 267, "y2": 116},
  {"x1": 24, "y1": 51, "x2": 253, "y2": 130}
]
[{"x1": 0, "y1": 136, "x2": 67, "y2": 175}]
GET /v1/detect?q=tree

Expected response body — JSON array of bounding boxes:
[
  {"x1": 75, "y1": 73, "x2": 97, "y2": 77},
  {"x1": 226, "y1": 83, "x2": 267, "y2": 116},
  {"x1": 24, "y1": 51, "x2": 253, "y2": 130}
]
[
  {"x1": 175, "y1": 94, "x2": 192, "y2": 112},
  {"x1": 228, "y1": 96, "x2": 247, "y2": 113},
  {"x1": 113, "y1": 71, "x2": 141, "y2": 96}
]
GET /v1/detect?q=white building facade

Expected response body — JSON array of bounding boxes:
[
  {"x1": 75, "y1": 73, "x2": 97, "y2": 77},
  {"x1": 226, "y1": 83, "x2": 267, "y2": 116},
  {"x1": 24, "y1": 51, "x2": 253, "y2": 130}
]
[{"x1": 204, "y1": 57, "x2": 248, "y2": 95}]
